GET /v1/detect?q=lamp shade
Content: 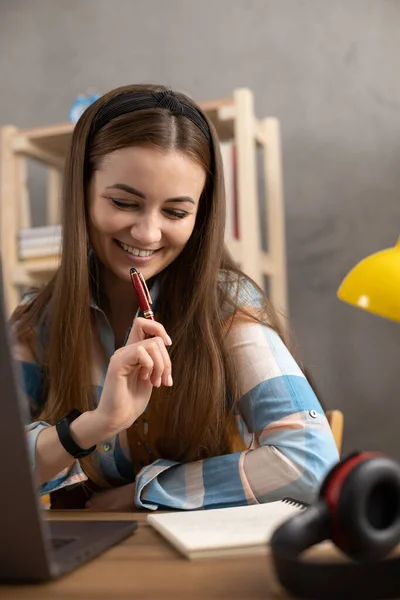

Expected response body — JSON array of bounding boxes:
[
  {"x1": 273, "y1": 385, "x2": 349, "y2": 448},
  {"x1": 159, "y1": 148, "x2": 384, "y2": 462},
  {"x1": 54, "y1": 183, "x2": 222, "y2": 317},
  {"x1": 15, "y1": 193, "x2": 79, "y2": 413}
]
[{"x1": 337, "y1": 237, "x2": 400, "y2": 323}]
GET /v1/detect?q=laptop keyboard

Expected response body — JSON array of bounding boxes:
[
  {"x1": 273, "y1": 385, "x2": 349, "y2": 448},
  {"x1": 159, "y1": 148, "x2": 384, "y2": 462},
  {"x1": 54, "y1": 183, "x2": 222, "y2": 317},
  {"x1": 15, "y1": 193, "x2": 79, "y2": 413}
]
[{"x1": 51, "y1": 537, "x2": 77, "y2": 550}]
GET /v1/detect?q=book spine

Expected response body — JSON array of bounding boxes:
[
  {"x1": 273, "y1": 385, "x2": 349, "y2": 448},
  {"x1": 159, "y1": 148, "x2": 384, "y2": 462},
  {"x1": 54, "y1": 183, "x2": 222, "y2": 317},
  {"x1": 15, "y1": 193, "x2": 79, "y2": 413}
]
[
  {"x1": 19, "y1": 225, "x2": 62, "y2": 239},
  {"x1": 19, "y1": 237, "x2": 61, "y2": 248}
]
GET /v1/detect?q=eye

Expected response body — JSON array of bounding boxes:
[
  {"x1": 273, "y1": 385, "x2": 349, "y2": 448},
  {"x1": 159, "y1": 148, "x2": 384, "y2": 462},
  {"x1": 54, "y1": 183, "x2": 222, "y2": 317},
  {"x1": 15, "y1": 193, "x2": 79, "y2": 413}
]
[
  {"x1": 164, "y1": 209, "x2": 188, "y2": 219},
  {"x1": 108, "y1": 198, "x2": 139, "y2": 210}
]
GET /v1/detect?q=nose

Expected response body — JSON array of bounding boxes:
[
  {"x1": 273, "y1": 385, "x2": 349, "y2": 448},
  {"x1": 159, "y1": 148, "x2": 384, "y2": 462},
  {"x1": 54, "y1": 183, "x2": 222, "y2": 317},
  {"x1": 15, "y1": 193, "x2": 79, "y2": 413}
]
[{"x1": 129, "y1": 212, "x2": 162, "y2": 247}]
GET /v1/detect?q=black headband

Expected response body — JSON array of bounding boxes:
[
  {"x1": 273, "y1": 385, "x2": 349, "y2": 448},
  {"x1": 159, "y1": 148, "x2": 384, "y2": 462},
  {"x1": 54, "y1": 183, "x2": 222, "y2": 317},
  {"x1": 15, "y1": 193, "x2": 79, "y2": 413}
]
[{"x1": 89, "y1": 90, "x2": 212, "y2": 144}]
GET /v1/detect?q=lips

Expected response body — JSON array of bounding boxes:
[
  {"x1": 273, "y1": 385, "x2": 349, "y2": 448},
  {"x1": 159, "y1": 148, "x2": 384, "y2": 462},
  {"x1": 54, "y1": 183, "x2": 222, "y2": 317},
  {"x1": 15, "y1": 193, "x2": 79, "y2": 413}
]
[{"x1": 115, "y1": 239, "x2": 160, "y2": 257}]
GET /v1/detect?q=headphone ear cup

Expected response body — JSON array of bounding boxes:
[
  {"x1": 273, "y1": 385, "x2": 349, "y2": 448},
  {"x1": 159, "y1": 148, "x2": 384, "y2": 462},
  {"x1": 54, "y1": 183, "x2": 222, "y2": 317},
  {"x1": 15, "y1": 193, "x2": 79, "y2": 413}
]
[
  {"x1": 319, "y1": 452, "x2": 364, "y2": 499},
  {"x1": 335, "y1": 456, "x2": 400, "y2": 561},
  {"x1": 270, "y1": 500, "x2": 331, "y2": 557},
  {"x1": 271, "y1": 454, "x2": 400, "y2": 600}
]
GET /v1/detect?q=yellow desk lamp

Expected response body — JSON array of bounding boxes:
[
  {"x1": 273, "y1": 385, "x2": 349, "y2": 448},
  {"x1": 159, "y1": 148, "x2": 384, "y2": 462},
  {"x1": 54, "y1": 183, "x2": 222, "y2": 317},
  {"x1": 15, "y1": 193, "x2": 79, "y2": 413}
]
[{"x1": 337, "y1": 237, "x2": 400, "y2": 322}]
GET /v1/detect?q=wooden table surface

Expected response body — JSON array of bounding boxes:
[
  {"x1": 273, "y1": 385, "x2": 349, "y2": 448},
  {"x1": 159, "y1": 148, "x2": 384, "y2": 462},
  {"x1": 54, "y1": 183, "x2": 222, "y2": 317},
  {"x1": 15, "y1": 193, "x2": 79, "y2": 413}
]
[
  {"x1": 1, "y1": 510, "x2": 397, "y2": 600},
  {"x1": 0, "y1": 510, "x2": 294, "y2": 600}
]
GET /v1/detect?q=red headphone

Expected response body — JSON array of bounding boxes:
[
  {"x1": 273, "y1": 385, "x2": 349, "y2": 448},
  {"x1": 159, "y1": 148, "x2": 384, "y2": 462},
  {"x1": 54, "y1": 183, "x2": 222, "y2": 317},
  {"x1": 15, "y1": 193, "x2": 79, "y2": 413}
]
[{"x1": 270, "y1": 451, "x2": 400, "y2": 599}]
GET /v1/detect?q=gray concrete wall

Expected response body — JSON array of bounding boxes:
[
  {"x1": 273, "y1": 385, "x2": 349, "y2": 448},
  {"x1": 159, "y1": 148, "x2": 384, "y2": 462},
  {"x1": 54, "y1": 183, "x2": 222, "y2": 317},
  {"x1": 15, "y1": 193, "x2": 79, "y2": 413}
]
[{"x1": 1, "y1": 0, "x2": 399, "y2": 458}]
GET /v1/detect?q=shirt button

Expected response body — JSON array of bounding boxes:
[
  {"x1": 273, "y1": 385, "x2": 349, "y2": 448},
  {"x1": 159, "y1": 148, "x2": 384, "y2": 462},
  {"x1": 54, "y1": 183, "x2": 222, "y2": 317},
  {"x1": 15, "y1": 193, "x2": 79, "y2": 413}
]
[
  {"x1": 309, "y1": 410, "x2": 317, "y2": 419},
  {"x1": 137, "y1": 441, "x2": 142, "y2": 446},
  {"x1": 103, "y1": 442, "x2": 112, "y2": 452}
]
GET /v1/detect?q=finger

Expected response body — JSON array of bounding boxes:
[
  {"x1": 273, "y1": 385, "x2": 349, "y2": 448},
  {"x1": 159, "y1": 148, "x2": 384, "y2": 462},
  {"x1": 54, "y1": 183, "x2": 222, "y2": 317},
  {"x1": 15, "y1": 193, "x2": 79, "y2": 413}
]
[
  {"x1": 138, "y1": 356, "x2": 152, "y2": 381},
  {"x1": 126, "y1": 317, "x2": 172, "y2": 347},
  {"x1": 140, "y1": 369, "x2": 151, "y2": 381},
  {"x1": 111, "y1": 342, "x2": 172, "y2": 387},
  {"x1": 149, "y1": 336, "x2": 173, "y2": 387},
  {"x1": 136, "y1": 345, "x2": 155, "y2": 375},
  {"x1": 135, "y1": 347, "x2": 155, "y2": 383},
  {"x1": 142, "y1": 339, "x2": 166, "y2": 388},
  {"x1": 111, "y1": 344, "x2": 154, "y2": 374}
]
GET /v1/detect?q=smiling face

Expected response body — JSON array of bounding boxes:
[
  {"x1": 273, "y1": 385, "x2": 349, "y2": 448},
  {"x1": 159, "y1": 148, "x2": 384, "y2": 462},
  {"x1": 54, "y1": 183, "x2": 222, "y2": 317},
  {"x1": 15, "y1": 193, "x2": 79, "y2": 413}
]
[{"x1": 88, "y1": 145, "x2": 206, "y2": 285}]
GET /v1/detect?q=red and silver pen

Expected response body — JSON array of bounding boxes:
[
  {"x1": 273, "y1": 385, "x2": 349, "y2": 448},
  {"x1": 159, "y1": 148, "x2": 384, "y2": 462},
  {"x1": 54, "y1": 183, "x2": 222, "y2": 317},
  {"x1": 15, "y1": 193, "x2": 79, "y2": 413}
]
[{"x1": 130, "y1": 267, "x2": 154, "y2": 321}]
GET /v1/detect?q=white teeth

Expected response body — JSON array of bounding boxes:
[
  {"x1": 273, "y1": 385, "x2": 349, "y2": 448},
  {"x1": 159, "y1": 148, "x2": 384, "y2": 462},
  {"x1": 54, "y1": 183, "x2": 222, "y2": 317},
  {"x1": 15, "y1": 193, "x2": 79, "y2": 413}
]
[{"x1": 119, "y1": 241, "x2": 155, "y2": 257}]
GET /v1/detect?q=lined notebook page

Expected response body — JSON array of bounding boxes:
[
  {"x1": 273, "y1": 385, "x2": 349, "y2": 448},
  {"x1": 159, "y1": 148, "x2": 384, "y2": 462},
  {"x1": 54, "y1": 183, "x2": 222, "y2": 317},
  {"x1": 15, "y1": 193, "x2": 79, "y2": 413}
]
[{"x1": 147, "y1": 500, "x2": 304, "y2": 559}]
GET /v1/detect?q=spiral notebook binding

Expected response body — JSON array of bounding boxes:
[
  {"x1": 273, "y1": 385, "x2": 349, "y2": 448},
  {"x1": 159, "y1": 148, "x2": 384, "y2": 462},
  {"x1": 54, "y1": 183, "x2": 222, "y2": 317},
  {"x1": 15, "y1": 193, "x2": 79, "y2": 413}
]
[{"x1": 282, "y1": 497, "x2": 309, "y2": 509}]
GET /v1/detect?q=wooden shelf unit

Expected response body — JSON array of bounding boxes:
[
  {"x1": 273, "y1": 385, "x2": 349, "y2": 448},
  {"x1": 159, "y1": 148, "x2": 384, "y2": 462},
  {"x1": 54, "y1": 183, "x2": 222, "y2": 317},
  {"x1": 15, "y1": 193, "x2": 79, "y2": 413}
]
[{"x1": 0, "y1": 88, "x2": 288, "y2": 318}]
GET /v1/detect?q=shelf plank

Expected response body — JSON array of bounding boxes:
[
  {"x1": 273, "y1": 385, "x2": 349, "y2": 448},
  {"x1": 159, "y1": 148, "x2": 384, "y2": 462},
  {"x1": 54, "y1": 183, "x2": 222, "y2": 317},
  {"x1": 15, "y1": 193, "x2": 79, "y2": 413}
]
[
  {"x1": 12, "y1": 98, "x2": 236, "y2": 159},
  {"x1": 12, "y1": 256, "x2": 61, "y2": 282}
]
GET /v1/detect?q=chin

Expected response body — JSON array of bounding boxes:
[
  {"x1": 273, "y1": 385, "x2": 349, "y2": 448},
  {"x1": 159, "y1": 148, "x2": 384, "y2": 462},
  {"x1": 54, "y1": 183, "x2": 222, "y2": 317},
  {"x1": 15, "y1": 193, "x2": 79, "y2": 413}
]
[{"x1": 112, "y1": 260, "x2": 161, "y2": 283}]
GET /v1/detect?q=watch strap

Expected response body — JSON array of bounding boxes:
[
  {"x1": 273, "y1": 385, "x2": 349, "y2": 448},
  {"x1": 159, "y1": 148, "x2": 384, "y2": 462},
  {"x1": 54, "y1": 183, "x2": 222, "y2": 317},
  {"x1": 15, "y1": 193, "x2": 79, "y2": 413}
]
[{"x1": 56, "y1": 409, "x2": 96, "y2": 459}]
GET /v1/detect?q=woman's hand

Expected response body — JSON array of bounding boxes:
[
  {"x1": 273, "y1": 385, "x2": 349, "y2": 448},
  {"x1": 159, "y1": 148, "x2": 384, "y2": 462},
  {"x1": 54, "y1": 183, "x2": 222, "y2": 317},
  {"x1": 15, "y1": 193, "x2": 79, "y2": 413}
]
[
  {"x1": 86, "y1": 483, "x2": 136, "y2": 511},
  {"x1": 94, "y1": 318, "x2": 172, "y2": 439}
]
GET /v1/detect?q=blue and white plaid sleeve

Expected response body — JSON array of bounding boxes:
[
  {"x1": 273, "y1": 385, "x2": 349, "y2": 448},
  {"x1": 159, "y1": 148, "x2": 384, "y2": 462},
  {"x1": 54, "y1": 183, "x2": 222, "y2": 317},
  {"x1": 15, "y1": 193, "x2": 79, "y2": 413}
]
[
  {"x1": 13, "y1": 341, "x2": 87, "y2": 495},
  {"x1": 135, "y1": 307, "x2": 339, "y2": 511}
]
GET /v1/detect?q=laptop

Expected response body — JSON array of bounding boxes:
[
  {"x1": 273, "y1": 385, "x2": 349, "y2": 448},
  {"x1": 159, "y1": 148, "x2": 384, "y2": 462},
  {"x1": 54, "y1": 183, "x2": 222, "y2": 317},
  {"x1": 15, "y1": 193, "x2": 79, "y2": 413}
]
[{"x1": 0, "y1": 265, "x2": 137, "y2": 583}]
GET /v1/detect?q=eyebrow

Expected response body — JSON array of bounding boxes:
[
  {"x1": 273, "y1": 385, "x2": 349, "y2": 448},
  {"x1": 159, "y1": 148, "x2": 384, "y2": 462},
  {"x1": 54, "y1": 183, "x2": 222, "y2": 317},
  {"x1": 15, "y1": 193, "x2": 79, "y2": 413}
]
[{"x1": 105, "y1": 183, "x2": 196, "y2": 205}]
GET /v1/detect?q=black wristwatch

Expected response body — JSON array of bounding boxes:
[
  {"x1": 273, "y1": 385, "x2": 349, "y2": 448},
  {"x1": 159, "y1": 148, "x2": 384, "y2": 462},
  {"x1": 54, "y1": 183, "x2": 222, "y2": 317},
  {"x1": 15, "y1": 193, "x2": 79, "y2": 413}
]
[{"x1": 56, "y1": 409, "x2": 97, "y2": 459}]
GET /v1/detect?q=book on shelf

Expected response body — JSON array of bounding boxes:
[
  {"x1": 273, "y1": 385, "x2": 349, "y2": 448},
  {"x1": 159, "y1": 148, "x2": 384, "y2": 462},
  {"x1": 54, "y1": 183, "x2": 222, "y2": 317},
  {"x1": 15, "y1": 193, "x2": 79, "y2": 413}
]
[
  {"x1": 18, "y1": 226, "x2": 61, "y2": 260},
  {"x1": 19, "y1": 225, "x2": 62, "y2": 240}
]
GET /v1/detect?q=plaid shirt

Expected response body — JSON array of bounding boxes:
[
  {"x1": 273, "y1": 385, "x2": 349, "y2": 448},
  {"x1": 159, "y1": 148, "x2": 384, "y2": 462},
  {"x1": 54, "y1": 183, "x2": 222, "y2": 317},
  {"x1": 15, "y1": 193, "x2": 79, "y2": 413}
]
[{"x1": 14, "y1": 277, "x2": 339, "y2": 510}]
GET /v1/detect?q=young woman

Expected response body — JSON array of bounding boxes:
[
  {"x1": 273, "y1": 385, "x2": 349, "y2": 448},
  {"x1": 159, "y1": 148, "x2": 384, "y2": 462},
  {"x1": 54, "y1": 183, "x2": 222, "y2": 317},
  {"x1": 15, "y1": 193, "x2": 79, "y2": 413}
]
[{"x1": 12, "y1": 84, "x2": 338, "y2": 511}]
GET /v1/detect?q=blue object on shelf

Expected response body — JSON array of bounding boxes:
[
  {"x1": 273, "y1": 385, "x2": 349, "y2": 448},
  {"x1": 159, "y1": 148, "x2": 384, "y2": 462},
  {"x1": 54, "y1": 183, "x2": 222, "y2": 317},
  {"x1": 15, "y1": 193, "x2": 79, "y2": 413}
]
[{"x1": 69, "y1": 92, "x2": 100, "y2": 124}]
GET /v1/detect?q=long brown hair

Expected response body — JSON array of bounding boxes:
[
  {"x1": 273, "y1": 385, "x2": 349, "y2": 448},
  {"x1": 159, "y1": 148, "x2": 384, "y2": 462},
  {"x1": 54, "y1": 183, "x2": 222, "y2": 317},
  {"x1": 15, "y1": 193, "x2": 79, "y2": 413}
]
[{"x1": 13, "y1": 84, "x2": 288, "y2": 485}]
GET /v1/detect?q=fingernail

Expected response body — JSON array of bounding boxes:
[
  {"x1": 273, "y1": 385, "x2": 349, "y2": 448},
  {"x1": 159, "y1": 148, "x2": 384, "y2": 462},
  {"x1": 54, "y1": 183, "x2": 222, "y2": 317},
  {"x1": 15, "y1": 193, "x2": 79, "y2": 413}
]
[
  {"x1": 156, "y1": 378, "x2": 162, "y2": 388},
  {"x1": 167, "y1": 374, "x2": 173, "y2": 386},
  {"x1": 165, "y1": 334, "x2": 172, "y2": 346}
]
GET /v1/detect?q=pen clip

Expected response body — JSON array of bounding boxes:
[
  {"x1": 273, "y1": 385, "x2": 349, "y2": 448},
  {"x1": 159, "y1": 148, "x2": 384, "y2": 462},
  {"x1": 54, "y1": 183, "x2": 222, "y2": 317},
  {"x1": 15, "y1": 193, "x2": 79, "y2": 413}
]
[{"x1": 138, "y1": 272, "x2": 153, "y2": 306}]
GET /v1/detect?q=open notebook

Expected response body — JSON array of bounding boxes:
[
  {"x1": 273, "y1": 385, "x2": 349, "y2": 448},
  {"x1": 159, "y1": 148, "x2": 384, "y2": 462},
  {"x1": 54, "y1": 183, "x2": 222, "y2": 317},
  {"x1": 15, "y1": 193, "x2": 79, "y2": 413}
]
[{"x1": 147, "y1": 498, "x2": 306, "y2": 559}]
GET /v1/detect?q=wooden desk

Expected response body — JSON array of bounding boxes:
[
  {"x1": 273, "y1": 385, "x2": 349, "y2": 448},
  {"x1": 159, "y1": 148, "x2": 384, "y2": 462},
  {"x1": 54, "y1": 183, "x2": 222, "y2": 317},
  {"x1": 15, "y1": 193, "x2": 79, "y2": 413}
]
[
  {"x1": 0, "y1": 510, "x2": 291, "y2": 600},
  {"x1": 1, "y1": 511, "x2": 398, "y2": 600}
]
